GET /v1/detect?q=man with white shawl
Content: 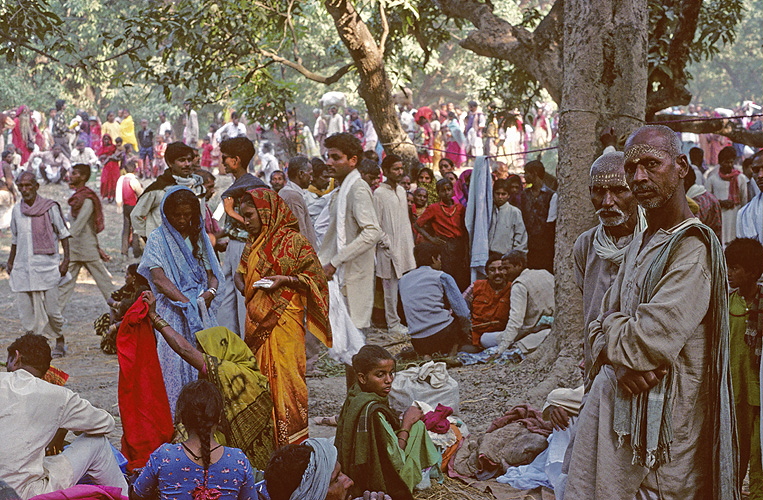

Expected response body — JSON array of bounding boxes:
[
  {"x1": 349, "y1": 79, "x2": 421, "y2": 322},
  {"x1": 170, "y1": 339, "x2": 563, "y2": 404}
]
[
  {"x1": 737, "y1": 150, "x2": 763, "y2": 244},
  {"x1": 318, "y1": 132, "x2": 382, "y2": 330},
  {"x1": 264, "y1": 438, "x2": 391, "y2": 500},
  {"x1": 573, "y1": 151, "x2": 645, "y2": 391},
  {"x1": 565, "y1": 125, "x2": 739, "y2": 499}
]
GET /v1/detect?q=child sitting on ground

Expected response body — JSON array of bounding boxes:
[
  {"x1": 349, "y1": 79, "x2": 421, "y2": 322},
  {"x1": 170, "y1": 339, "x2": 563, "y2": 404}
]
[
  {"x1": 414, "y1": 179, "x2": 469, "y2": 291},
  {"x1": 93, "y1": 264, "x2": 149, "y2": 354},
  {"x1": 335, "y1": 345, "x2": 441, "y2": 500}
]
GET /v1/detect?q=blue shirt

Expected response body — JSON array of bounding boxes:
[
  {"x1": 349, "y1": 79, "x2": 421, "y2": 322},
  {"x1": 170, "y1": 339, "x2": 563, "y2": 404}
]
[
  {"x1": 399, "y1": 266, "x2": 470, "y2": 339},
  {"x1": 133, "y1": 444, "x2": 256, "y2": 500}
]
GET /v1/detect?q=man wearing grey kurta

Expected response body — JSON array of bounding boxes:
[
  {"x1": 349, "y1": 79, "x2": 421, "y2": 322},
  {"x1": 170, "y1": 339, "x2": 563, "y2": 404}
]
[
  {"x1": 279, "y1": 156, "x2": 317, "y2": 248},
  {"x1": 374, "y1": 155, "x2": 415, "y2": 334},
  {"x1": 573, "y1": 152, "x2": 643, "y2": 392},
  {"x1": 59, "y1": 164, "x2": 113, "y2": 311},
  {"x1": 566, "y1": 125, "x2": 738, "y2": 499},
  {"x1": 7, "y1": 172, "x2": 70, "y2": 353},
  {"x1": 319, "y1": 133, "x2": 382, "y2": 329}
]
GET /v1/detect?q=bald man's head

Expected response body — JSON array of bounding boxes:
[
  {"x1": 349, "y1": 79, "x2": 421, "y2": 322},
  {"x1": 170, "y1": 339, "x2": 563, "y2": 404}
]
[{"x1": 589, "y1": 151, "x2": 638, "y2": 227}]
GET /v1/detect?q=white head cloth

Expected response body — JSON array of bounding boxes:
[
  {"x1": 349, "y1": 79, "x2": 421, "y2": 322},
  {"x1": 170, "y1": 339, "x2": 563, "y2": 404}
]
[{"x1": 289, "y1": 438, "x2": 338, "y2": 500}]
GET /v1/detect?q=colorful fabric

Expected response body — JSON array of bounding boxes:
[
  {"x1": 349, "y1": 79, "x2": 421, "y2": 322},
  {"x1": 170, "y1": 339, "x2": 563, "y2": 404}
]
[
  {"x1": 132, "y1": 444, "x2": 256, "y2": 500},
  {"x1": 418, "y1": 178, "x2": 438, "y2": 207},
  {"x1": 471, "y1": 280, "x2": 511, "y2": 345},
  {"x1": 117, "y1": 298, "x2": 174, "y2": 471},
  {"x1": 99, "y1": 136, "x2": 120, "y2": 199},
  {"x1": 68, "y1": 186, "x2": 105, "y2": 234},
  {"x1": 416, "y1": 202, "x2": 466, "y2": 239},
  {"x1": 239, "y1": 188, "x2": 330, "y2": 446},
  {"x1": 453, "y1": 169, "x2": 472, "y2": 207},
  {"x1": 138, "y1": 186, "x2": 223, "y2": 414},
  {"x1": 29, "y1": 484, "x2": 125, "y2": 500},
  {"x1": 195, "y1": 327, "x2": 276, "y2": 470},
  {"x1": 422, "y1": 404, "x2": 453, "y2": 434},
  {"x1": 719, "y1": 168, "x2": 742, "y2": 205},
  {"x1": 43, "y1": 366, "x2": 69, "y2": 386},
  {"x1": 20, "y1": 196, "x2": 61, "y2": 255}
]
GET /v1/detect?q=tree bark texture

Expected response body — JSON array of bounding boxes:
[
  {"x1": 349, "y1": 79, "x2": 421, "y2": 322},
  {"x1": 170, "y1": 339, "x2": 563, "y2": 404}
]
[
  {"x1": 324, "y1": 0, "x2": 419, "y2": 168},
  {"x1": 527, "y1": 0, "x2": 649, "y2": 398}
]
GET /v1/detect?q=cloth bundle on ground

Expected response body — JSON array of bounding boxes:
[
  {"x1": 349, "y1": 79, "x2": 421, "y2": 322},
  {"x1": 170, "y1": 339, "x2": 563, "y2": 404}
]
[
  {"x1": 450, "y1": 405, "x2": 552, "y2": 481},
  {"x1": 335, "y1": 385, "x2": 442, "y2": 500},
  {"x1": 422, "y1": 404, "x2": 453, "y2": 434},
  {"x1": 29, "y1": 485, "x2": 126, "y2": 500},
  {"x1": 388, "y1": 361, "x2": 459, "y2": 414},
  {"x1": 116, "y1": 299, "x2": 174, "y2": 471}
]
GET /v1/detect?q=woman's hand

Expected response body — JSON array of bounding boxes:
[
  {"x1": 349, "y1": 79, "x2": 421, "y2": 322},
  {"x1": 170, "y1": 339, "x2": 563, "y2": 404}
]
[
  {"x1": 200, "y1": 290, "x2": 214, "y2": 308},
  {"x1": 402, "y1": 406, "x2": 424, "y2": 430},
  {"x1": 265, "y1": 275, "x2": 296, "y2": 291},
  {"x1": 142, "y1": 290, "x2": 157, "y2": 316}
]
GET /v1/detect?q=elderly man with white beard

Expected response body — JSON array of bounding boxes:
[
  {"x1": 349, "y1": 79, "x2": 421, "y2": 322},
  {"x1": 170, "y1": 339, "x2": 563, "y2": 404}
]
[{"x1": 573, "y1": 151, "x2": 645, "y2": 392}]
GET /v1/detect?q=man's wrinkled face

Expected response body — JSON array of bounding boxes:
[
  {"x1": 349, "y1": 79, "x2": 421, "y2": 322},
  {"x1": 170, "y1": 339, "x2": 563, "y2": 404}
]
[
  {"x1": 270, "y1": 172, "x2": 286, "y2": 192},
  {"x1": 623, "y1": 135, "x2": 685, "y2": 210},
  {"x1": 18, "y1": 175, "x2": 38, "y2": 203},
  {"x1": 590, "y1": 179, "x2": 637, "y2": 227},
  {"x1": 313, "y1": 169, "x2": 331, "y2": 191}
]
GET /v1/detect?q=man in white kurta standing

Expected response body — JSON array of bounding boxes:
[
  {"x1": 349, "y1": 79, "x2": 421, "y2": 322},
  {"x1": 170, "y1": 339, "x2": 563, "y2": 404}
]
[
  {"x1": 706, "y1": 145, "x2": 747, "y2": 245},
  {"x1": 373, "y1": 154, "x2": 415, "y2": 335},
  {"x1": 319, "y1": 132, "x2": 382, "y2": 330},
  {"x1": 6, "y1": 171, "x2": 70, "y2": 357},
  {"x1": 327, "y1": 107, "x2": 344, "y2": 137}
]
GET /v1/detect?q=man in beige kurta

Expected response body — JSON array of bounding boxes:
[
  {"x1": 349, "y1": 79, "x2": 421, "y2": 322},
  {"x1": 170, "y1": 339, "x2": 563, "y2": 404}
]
[
  {"x1": 319, "y1": 133, "x2": 382, "y2": 329},
  {"x1": 59, "y1": 164, "x2": 113, "y2": 311},
  {"x1": 565, "y1": 125, "x2": 737, "y2": 499},
  {"x1": 374, "y1": 154, "x2": 415, "y2": 334}
]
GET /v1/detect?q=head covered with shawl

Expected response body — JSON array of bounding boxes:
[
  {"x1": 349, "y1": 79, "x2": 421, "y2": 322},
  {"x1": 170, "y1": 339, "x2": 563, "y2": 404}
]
[
  {"x1": 195, "y1": 327, "x2": 275, "y2": 470},
  {"x1": 239, "y1": 188, "x2": 331, "y2": 351},
  {"x1": 453, "y1": 169, "x2": 472, "y2": 207},
  {"x1": 137, "y1": 185, "x2": 223, "y2": 333},
  {"x1": 264, "y1": 438, "x2": 338, "y2": 500},
  {"x1": 100, "y1": 133, "x2": 116, "y2": 156},
  {"x1": 416, "y1": 167, "x2": 438, "y2": 206}
]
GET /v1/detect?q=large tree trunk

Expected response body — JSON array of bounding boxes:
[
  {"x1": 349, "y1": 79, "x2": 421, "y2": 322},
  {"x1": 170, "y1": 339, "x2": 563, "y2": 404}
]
[
  {"x1": 324, "y1": 0, "x2": 418, "y2": 168},
  {"x1": 527, "y1": 0, "x2": 649, "y2": 400}
]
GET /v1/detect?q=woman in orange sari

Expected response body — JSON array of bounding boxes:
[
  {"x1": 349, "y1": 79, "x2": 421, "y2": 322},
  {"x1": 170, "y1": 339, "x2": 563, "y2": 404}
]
[{"x1": 234, "y1": 188, "x2": 331, "y2": 447}]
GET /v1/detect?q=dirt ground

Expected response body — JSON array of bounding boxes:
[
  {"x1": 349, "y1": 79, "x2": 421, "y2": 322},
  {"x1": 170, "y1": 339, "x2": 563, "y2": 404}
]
[{"x1": 0, "y1": 176, "x2": 581, "y2": 499}]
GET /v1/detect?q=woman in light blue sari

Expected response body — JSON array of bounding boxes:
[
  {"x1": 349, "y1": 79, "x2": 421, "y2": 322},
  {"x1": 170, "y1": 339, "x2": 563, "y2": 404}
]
[{"x1": 138, "y1": 185, "x2": 223, "y2": 414}]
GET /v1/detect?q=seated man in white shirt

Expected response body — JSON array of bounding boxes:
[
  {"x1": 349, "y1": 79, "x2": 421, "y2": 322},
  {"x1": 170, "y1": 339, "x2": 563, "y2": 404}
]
[
  {"x1": 70, "y1": 140, "x2": 99, "y2": 172},
  {"x1": 214, "y1": 112, "x2": 247, "y2": 143},
  {"x1": 1, "y1": 333, "x2": 128, "y2": 499},
  {"x1": 28, "y1": 144, "x2": 71, "y2": 184}
]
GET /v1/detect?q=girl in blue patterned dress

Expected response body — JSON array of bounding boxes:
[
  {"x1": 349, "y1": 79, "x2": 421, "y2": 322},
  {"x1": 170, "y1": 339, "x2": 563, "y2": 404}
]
[{"x1": 131, "y1": 380, "x2": 257, "y2": 500}]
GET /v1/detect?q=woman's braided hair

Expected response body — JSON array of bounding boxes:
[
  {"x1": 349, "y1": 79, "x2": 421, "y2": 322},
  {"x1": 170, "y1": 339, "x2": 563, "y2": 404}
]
[{"x1": 176, "y1": 380, "x2": 223, "y2": 471}]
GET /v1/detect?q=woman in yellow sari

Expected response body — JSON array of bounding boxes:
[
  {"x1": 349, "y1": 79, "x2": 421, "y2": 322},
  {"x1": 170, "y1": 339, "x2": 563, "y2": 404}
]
[{"x1": 234, "y1": 188, "x2": 331, "y2": 447}]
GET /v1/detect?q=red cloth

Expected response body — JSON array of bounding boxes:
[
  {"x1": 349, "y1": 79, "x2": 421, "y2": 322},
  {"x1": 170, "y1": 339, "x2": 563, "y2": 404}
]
[
  {"x1": 117, "y1": 299, "x2": 174, "y2": 471},
  {"x1": 486, "y1": 404, "x2": 553, "y2": 437},
  {"x1": 68, "y1": 186, "x2": 105, "y2": 233},
  {"x1": 719, "y1": 168, "x2": 742, "y2": 205},
  {"x1": 99, "y1": 135, "x2": 120, "y2": 199},
  {"x1": 29, "y1": 485, "x2": 125, "y2": 500},
  {"x1": 121, "y1": 178, "x2": 138, "y2": 207},
  {"x1": 471, "y1": 280, "x2": 511, "y2": 345},
  {"x1": 416, "y1": 202, "x2": 466, "y2": 239},
  {"x1": 200, "y1": 143, "x2": 213, "y2": 168},
  {"x1": 421, "y1": 404, "x2": 453, "y2": 434}
]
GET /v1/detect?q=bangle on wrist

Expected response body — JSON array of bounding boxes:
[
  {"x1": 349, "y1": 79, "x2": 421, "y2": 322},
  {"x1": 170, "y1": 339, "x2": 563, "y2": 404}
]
[{"x1": 207, "y1": 287, "x2": 217, "y2": 297}]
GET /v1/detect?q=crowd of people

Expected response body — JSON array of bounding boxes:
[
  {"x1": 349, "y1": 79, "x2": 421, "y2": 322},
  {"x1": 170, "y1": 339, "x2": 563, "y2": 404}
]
[{"x1": 1, "y1": 91, "x2": 763, "y2": 500}]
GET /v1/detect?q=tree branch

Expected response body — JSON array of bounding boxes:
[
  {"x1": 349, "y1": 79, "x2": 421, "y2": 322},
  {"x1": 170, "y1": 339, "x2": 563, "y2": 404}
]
[
  {"x1": 653, "y1": 113, "x2": 763, "y2": 148},
  {"x1": 437, "y1": 0, "x2": 563, "y2": 103},
  {"x1": 257, "y1": 48, "x2": 353, "y2": 84},
  {"x1": 379, "y1": 0, "x2": 389, "y2": 52}
]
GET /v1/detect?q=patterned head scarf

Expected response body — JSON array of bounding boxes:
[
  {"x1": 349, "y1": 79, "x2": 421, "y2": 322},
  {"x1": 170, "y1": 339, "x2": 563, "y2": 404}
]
[{"x1": 289, "y1": 438, "x2": 337, "y2": 500}]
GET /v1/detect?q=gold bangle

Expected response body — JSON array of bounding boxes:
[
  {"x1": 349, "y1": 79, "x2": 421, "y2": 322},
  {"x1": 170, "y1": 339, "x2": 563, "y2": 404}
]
[{"x1": 153, "y1": 317, "x2": 170, "y2": 330}]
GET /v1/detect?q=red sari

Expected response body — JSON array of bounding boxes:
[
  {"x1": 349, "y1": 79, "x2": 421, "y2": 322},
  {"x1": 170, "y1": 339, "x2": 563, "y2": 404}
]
[{"x1": 99, "y1": 135, "x2": 120, "y2": 199}]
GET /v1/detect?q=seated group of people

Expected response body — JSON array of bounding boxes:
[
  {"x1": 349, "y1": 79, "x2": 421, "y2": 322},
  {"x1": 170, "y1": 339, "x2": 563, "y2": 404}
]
[
  {"x1": 2, "y1": 325, "x2": 440, "y2": 500},
  {"x1": 398, "y1": 243, "x2": 555, "y2": 357}
]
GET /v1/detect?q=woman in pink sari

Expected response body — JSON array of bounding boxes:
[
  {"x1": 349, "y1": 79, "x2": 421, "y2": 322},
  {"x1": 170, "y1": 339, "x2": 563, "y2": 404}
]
[
  {"x1": 12, "y1": 106, "x2": 42, "y2": 165},
  {"x1": 89, "y1": 116, "x2": 102, "y2": 155}
]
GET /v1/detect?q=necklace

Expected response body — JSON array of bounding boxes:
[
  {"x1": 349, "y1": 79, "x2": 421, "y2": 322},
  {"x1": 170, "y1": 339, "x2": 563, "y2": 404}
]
[
  {"x1": 182, "y1": 441, "x2": 223, "y2": 461},
  {"x1": 440, "y1": 203, "x2": 457, "y2": 217}
]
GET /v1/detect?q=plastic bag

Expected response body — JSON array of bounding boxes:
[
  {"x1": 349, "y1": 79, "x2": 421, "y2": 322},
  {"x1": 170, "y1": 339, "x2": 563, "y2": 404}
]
[
  {"x1": 327, "y1": 279, "x2": 365, "y2": 365},
  {"x1": 389, "y1": 361, "x2": 459, "y2": 413}
]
